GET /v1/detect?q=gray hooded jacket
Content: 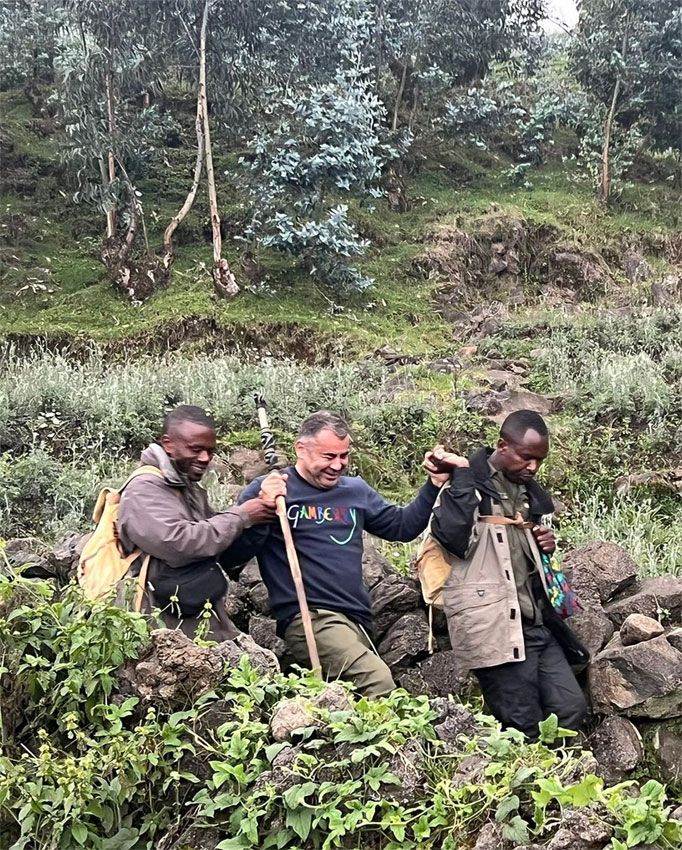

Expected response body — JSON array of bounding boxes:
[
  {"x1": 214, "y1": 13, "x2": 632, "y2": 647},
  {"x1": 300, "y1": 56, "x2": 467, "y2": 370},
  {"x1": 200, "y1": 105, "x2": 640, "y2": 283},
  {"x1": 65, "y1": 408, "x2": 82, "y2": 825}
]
[{"x1": 117, "y1": 443, "x2": 251, "y2": 633}]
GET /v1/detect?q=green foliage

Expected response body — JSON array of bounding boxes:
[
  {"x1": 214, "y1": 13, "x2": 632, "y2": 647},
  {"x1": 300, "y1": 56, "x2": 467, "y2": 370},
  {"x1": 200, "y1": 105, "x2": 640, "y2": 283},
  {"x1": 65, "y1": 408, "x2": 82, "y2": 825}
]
[
  {"x1": 571, "y1": 0, "x2": 682, "y2": 153},
  {"x1": 243, "y1": 0, "x2": 400, "y2": 294},
  {"x1": 560, "y1": 492, "x2": 682, "y2": 578},
  {"x1": 2, "y1": 582, "x2": 681, "y2": 849}
]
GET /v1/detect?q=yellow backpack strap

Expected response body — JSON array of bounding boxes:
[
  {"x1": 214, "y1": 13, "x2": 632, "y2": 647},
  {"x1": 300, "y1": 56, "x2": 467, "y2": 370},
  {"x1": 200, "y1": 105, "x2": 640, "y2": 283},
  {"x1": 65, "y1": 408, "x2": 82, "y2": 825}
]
[
  {"x1": 119, "y1": 464, "x2": 165, "y2": 492},
  {"x1": 91, "y1": 466, "x2": 165, "y2": 524}
]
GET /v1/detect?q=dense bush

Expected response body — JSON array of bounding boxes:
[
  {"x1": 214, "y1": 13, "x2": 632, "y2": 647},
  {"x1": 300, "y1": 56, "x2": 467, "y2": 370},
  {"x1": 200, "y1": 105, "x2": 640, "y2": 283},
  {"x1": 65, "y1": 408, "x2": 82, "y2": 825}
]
[{"x1": 2, "y1": 576, "x2": 681, "y2": 850}]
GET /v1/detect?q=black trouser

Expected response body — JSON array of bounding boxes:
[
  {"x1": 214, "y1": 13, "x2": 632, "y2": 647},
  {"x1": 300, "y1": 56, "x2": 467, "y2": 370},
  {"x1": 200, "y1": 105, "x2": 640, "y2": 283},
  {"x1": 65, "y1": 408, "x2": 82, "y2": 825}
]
[{"x1": 473, "y1": 623, "x2": 587, "y2": 740}]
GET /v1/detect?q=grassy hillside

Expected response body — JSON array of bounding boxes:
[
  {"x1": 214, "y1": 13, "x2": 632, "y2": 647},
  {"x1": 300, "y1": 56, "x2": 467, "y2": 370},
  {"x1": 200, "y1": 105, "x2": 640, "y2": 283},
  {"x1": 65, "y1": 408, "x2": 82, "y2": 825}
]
[{"x1": 1, "y1": 87, "x2": 681, "y2": 573}]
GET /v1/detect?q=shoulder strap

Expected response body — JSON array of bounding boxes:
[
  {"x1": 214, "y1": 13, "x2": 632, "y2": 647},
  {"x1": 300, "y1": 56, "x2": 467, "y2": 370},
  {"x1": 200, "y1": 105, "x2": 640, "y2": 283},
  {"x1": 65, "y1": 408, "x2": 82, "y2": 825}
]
[
  {"x1": 119, "y1": 464, "x2": 164, "y2": 493},
  {"x1": 478, "y1": 513, "x2": 534, "y2": 529}
]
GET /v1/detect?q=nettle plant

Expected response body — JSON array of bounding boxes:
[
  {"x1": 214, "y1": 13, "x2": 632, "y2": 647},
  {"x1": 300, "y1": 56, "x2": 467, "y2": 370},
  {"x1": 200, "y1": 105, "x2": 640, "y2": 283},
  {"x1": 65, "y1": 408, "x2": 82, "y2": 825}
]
[{"x1": 1, "y1": 574, "x2": 681, "y2": 850}]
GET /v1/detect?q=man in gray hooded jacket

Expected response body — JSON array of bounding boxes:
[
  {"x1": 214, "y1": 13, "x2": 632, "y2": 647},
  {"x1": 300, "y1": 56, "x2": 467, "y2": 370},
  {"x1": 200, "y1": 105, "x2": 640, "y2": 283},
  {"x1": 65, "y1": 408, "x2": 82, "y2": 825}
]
[{"x1": 117, "y1": 405, "x2": 276, "y2": 640}]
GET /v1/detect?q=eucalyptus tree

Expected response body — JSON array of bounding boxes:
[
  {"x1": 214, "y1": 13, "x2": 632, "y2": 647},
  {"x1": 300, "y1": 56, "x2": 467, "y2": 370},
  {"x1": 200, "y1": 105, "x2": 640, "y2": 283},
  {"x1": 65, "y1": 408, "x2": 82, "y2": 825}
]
[
  {"x1": 241, "y1": 0, "x2": 402, "y2": 294},
  {"x1": 0, "y1": 0, "x2": 65, "y2": 111},
  {"x1": 55, "y1": 0, "x2": 174, "y2": 298},
  {"x1": 377, "y1": 0, "x2": 546, "y2": 132},
  {"x1": 571, "y1": 0, "x2": 681, "y2": 202}
]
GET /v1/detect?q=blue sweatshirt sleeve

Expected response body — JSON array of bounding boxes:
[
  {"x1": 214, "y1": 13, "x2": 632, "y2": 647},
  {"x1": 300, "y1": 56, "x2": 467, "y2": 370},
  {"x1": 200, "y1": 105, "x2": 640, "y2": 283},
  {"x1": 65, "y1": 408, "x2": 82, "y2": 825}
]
[
  {"x1": 429, "y1": 468, "x2": 479, "y2": 559},
  {"x1": 218, "y1": 475, "x2": 271, "y2": 570},
  {"x1": 363, "y1": 479, "x2": 440, "y2": 542}
]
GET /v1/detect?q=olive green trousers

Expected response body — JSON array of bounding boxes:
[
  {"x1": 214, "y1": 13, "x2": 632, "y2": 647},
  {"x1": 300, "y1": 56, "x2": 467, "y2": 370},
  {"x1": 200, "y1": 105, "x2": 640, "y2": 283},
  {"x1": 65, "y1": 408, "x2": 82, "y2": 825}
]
[{"x1": 284, "y1": 608, "x2": 395, "y2": 698}]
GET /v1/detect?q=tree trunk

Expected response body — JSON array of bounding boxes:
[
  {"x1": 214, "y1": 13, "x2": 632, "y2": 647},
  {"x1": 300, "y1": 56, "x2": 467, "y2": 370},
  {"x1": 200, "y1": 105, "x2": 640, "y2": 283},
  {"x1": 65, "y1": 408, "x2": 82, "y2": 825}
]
[
  {"x1": 600, "y1": 77, "x2": 620, "y2": 204},
  {"x1": 162, "y1": 93, "x2": 205, "y2": 269},
  {"x1": 199, "y1": 0, "x2": 238, "y2": 298},
  {"x1": 98, "y1": 157, "x2": 116, "y2": 240},
  {"x1": 600, "y1": 21, "x2": 629, "y2": 204},
  {"x1": 105, "y1": 72, "x2": 117, "y2": 237},
  {"x1": 392, "y1": 55, "x2": 408, "y2": 132}
]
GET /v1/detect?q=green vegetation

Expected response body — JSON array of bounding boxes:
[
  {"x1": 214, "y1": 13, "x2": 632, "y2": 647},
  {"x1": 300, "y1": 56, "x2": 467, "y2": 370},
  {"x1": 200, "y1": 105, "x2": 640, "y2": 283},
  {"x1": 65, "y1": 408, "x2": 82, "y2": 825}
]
[
  {"x1": 2, "y1": 575, "x2": 681, "y2": 850},
  {"x1": 1, "y1": 3, "x2": 681, "y2": 848}
]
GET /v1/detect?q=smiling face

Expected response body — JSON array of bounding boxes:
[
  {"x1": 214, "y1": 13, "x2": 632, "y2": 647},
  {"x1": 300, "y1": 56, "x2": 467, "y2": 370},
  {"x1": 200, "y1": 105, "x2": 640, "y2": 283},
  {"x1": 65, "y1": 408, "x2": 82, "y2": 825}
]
[
  {"x1": 295, "y1": 428, "x2": 350, "y2": 489},
  {"x1": 161, "y1": 420, "x2": 216, "y2": 482},
  {"x1": 493, "y1": 427, "x2": 549, "y2": 484}
]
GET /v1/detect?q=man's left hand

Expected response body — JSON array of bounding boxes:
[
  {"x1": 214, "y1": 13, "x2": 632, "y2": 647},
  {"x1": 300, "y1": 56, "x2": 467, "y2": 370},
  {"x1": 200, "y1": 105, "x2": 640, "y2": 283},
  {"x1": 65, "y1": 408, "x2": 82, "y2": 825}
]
[
  {"x1": 423, "y1": 444, "x2": 468, "y2": 487},
  {"x1": 532, "y1": 525, "x2": 556, "y2": 554}
]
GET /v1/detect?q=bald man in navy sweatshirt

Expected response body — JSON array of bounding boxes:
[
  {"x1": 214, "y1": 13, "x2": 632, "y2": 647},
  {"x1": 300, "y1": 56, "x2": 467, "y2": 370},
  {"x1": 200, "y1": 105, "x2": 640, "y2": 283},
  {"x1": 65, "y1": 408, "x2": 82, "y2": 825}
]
[{"x1": 230, "y1": 410, "x2": 452, "y2": 696}]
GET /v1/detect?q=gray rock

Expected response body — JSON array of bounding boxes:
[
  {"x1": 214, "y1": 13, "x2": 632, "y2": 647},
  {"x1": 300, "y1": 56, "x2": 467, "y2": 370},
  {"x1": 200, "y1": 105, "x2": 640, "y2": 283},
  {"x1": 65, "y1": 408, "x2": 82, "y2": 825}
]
[
  {"x1": 620, "y1": 613, "x2": 665, "y2": 646},
  {"x1": 270, "y1": 697, "x2": 317, "y2": 742},
  {"x1": 313, "y1": 682, "x2": 353, "y2": 714},
  {"x1": 666, "y1": 628, "x2": 682, "y2": 653},
  {"x1": 587, "y1": 717, "x2": 643, "y2": 783},
  {"x1": 370, "y1": 573, "x2": 421, "y2": 637},
  {"x1": 50, "y1": 532, "x2": 87, "y2": 580},
  {"x1": 672, "y1": 804, "x2": 682, "y2": 821},
  {"x1": 385, "y1": 739, "x2": 425, "y2": 804},
  {"x1": 569, "y1": 608, "x2": 615, "y2": 658},
  {"x1": 546, "y1": 808, "x2": 613, "y2": 849},
  {"x1": 473, "y1": 823, "x2": 509, "y2": 850},
  {"x1": 238, "y1": 559, "x2": 263, "y2": 586},
  {"x1": 562, "y1": 542, "x2": 638, "y2": 607},
  {"x1": 493, "y1": 389, "x2": 559, "y2": 419},
  {"x1": 5, "y1": 537, "x2": 52, "y2": 578},
  {"x1": 589, "y1": 634, "x2": 682, "y2": 718},
  {"x1": 213, "y1": 633, "x2": 280, "y2": 676},
  {"x1": 166, "y1": 825, "x2": 220, "y2": 850},
  {"x1": 248, "y1": 615, "x2": 286, "y2": 659},
  {"x1": 119, "y1": 629, "x2": 225, "y2": 705},
  {"x1": 396, "y1": 650, "x2": 469, "y2": 698},
  {"x1": 653, "y1": 727, "x2": 682, "y2": 783},
  {"x1": 246, "y1": 580, "x2": 271, "y2": 615},
  {"x1": 361, "y1": 537, "x2": 392, "y2": 590},
  {"x1": 227, "y1": 447, "x2": 270, "y2": 483},
  {"x1": 434, "y1": 703, "x2": 480, "y2": 750},
  {"x1": 378, "y1": 611, "x2": 430, "y2": 669},
  {"x1": 465, "y1": 389, "x2": 504, "y2": 415},
  {"x1": 223, "y1": 581, "x2": 250, "y2": 631},
  {"x1": 623, "y1": 250, "x2": 652, "y2": 284},
  {"x1": 651, "y1": 273, "x2": 681, "y2": 308},
  {"x1": 605, "y1": 577, "x2": 682, "y2": 628},
  {"x1": 452, "y1": 753, "x2": 491, "y2": 791},
  {"x1": 253, "y1": 743, "x2": 304, "y2": 793},
  {"x1": 269, "y1": 684, "x2": 350, "y2": 743},
  {"x1": 482, "y1": 369, "x2": 524, "y2": 391}
]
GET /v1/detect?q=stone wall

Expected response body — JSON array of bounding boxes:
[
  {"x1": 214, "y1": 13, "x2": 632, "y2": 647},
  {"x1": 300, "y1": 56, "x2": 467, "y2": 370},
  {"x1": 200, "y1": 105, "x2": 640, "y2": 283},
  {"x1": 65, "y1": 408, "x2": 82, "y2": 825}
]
[{"x1": 4, "y1": 533, "x2": 682, "y2": 787}]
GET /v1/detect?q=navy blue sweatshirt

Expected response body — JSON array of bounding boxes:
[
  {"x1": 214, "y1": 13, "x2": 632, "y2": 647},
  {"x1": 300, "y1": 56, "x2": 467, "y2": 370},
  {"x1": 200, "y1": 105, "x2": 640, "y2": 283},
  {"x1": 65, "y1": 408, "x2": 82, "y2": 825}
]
[{"x1": 229, "y1": 467, "x2": 439, "y2": 635}]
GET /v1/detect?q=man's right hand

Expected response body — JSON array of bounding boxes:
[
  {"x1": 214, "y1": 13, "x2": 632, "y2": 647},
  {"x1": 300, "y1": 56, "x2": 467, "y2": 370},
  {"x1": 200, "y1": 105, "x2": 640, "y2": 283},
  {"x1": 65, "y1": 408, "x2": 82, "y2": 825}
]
[
  {"x1": 259, "y1": 471, "x2": 288, "y2": 505},
  {"x1": 240, "y1": 497, "x2": 277, "y2": 525},
  {"x1": 428, "y1": 446, "x2": 470, "y2": 471}
]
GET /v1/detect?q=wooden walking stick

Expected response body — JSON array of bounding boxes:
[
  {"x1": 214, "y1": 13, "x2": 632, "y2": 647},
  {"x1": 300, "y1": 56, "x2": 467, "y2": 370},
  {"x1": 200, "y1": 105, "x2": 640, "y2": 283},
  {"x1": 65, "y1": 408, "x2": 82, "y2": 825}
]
[{"x1": 253, "y1": 392, "x2": 321, "y2": 674}]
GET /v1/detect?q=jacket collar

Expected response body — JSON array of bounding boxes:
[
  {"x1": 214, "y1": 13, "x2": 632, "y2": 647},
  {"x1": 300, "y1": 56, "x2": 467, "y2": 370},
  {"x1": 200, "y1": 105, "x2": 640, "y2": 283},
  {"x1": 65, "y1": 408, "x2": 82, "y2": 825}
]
[
  {"x1": 468, "y1": 447, "x2": 554, "y2": 517},
  {"x1": 139, "y1": 442, "x2": 187, "y2": 488}
]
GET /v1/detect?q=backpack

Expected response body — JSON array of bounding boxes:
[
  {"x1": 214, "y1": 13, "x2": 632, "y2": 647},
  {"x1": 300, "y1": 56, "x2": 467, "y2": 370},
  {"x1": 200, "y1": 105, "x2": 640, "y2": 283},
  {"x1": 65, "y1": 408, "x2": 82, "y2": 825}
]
[
  {"x1": 414, "y1": 530, "x2": 453, "y2": 653},
  {"x1": 78, "y1": 465, "x2": 164, "y2": 610}
]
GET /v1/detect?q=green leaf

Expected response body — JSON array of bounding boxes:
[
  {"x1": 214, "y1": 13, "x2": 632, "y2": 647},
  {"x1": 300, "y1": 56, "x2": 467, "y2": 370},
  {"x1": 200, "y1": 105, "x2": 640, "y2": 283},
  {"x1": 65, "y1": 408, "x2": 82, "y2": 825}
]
[
  {"x1": 538, "y1": 713, "x2": 558, "y2": 743},
  {"x1": 216, "y1": 838, "x2": 251, "y2": 850},
  {"x1": 501, "y1": 815, "x2": 529, "y2": 844},
  {"x1": 71, "y1": 822, "x2": 88, "y2": 845},
  {"x1": 495, "y1": 795, "x2": 520, "y2": 822},
  {"x1": 286, "y1": 806, "x2": 313, "y2": 841},
  {"x1": 265, "y1": 742, "x2": 290, "y2": 763},
  {"x1": 283, "y1": 782, "x2": 316, "y2": 809},
  {"x1": 101, "y1": 828, "x2": 140, "y2": 850}
]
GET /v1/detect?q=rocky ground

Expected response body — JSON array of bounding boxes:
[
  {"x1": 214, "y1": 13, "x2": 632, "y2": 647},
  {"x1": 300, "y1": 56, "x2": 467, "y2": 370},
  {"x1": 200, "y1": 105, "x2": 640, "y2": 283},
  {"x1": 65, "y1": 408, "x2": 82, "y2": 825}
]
[{"x1": 6, "y1": 505, "x2": 682, "y2": 804}]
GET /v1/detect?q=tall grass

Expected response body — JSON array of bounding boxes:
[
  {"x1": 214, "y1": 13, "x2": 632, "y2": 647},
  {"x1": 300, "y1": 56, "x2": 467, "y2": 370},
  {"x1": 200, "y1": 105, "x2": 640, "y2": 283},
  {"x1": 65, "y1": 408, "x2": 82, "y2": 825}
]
[
  {"x1": 560, "y1": 492, "x2": 682, "y2": 578},
  {"x1": 0, "y1": 345, "x2": 388, "y2": 456}
]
